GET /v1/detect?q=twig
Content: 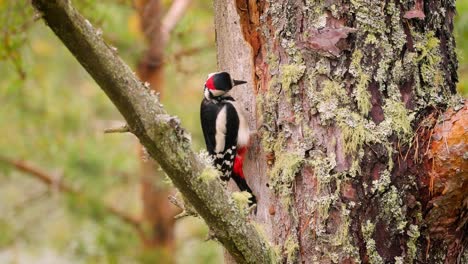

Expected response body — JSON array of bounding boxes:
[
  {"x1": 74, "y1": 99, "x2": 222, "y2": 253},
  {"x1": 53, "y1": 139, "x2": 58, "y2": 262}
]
[
  {"x1": 168, "y1": 194, "x2": 184, "y2": 209},
  {"x1": 161, "y1": 0, "x2": 192, "y2": 44},
  {"x1": 0, "y1": 156, "x2": 75, "y2": 194},
  {"x1": 12, "y1": 189, "x2": 50, "y2": 214},
  {"x1": 169, "y1": 194, "x2": 197, "y2": 219},
  {"x1": 0, "y1": 155, "x2": 142, "y2": 231},
  {"x1": 104, "y1": 124, "x2": 131, "y2": 134},
  {"x1": 174, "y1": 210, "x2": 190, "y2": 219}
]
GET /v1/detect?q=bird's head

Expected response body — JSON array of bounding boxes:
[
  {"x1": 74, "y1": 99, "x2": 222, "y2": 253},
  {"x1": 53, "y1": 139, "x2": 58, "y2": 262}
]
[{"x1": 204, "y1": 71, "x2": 247, "y2": 98}]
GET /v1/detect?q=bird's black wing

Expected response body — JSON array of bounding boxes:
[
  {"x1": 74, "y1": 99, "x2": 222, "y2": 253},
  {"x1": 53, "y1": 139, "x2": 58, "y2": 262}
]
[
  {"x1": 200, "y1": 98, "x2": 239, "y2": 180},
  {"x1": 217, "y1": 102, "x2": 239, "y2": 178},
  {"x1": 200, "y1": 98, "x2": 220, "y2": 155}
]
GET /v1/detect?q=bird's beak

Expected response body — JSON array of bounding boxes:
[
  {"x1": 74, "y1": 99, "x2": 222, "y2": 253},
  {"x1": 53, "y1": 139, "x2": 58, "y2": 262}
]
[{"x1": 233, "y1": 79, "x2": 247, "y2": 86}]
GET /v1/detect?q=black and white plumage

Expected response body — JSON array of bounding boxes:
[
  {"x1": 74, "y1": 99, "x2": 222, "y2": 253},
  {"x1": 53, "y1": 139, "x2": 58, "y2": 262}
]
[
  {"x1": 200, "y1": 72, "x2": 256, "y2": 205},
  {"x1": 201, "y1": 97, "x2": 239, "y2": 180}
]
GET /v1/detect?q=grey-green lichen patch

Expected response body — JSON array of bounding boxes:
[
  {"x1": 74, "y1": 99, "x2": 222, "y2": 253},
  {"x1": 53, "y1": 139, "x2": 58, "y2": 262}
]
[
  {"x1": 257, "y1": 77, "x2": 281, "y2": 153},
  {"x1": 252, "y1": 222, "x2": 280, "y2": 264},
  {"x1": 335, "y1": 0, "x2": 417, "y2": 177},
  {"x1": 355, "y1": 73, "x2": 371, "y2": 115},
  {"x1": 315, "y1": 58, "x2": 332, "y2": 75},
  {"x1": 280, "y1": 63, "x2": 306, "y2": 100},
  {"x1": 232, "y1": 191, "x2": 252, "y2": 215},
  {"x1": 198, "y1": 167, "x2": 220, "y2": 183},
  {"x1": 371, "y1": 169, "x2": 391, "y2": 194},
  {"x1": 362, "y1": 220, "x2": 384, "y2": 264},
  {"x1": 269, "y1": 151, "x2": 305, "y2": 207},
  {"x1": 313, "y1": 194, "x2": 339, "y2": 237},
  {"x1": 331, "y1": 204, "x2": 350, "y2": 246},
  {"x1": 385, "y1": 143, "x2": 394, "y2": 171},
  {"x1": 351, "y1": 0, "x2": 406, "y2": 89},
  {"x1": 261, "y1": 129, "x2": 279, "y2": 155},
  {"x1": 412, "y1": 30, "x2": 451, "y2": 106},
  {"x1": 282, "y1": 40, "x2": 304, "y2": 64},
  {"x1": 374, "y1": 2, "x2": 405, "y2": 86},
  {"x1": 351, "y1": 0, "x2": 386, "y2": 35},
  {"x1": 405, "y1": 224, "x2": 420, "y2": 263},
  {"x1": 329, "y1": 204, "x2": 361, "y2": 262},
  {"x1": 415, "y1": 31, "x2": 441, "y2": 83},
  {"x1": 267, "y1": 53, "x2": 280, "y2": 72},
  {"x1": 307, "y1": 151, "x2": 337, "y2": 192},
  {"x1": 382, "y1": 99, "x2": 414, "y2": 141},
  {"x1": 394, "y1": 256, "x2": 404, "y2": 264},
  {"x1": 380, "y1": 186, "x2": 407, "y2": 233},
  {"x1": 284, "y1": 234, "x2": 299, "y2": 264},
  {"x1": 447, "y1": 94, "x2": 466, "y2": 110},
  {"x1": 350, "y1": 50, "x2": 371, "y2": 116},
  {"x1": 314, "y1": 80, "x2": 349, "y2": 124},
  {"x1": 198, "y1": 149, "x2": 214, "y2": 167},
  {"x1": 337, "y1": 112, "x2": 379, "y2": 155}
]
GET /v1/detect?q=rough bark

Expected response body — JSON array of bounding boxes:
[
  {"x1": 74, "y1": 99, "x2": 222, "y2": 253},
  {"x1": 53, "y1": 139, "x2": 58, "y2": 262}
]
[
  {"x1": 423, "y1": 102, "x2": 467, "y2": 264},
  {"x1": 30, "y1": 1, "x2": 274, "y2": 263},
  {"x1": 215, "y1": 0, "x2": 465, "y2": 263}
]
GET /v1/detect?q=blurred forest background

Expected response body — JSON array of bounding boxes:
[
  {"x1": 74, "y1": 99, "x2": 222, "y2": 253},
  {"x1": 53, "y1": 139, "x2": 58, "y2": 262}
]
[{"x1": 0, "y1": 1, "x2": 466, "y2": 263}]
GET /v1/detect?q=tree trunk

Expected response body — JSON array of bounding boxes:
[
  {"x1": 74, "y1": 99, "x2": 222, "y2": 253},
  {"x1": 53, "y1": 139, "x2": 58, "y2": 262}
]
[
  {"x1": 215, "y1": 0, "x2": 465, "y2": 263},
  {"x1": 134, "y1": 0, "x2": 179, "y2": 260}
]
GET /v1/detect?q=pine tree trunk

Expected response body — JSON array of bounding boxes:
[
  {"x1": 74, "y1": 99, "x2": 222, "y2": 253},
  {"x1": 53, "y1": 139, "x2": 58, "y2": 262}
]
[
  {"x1": 134, "y1": 0, "x2": 179, "y2": 260},
  {"x1": 215, "y1": 0, "x2": 465, "y2": 263}
]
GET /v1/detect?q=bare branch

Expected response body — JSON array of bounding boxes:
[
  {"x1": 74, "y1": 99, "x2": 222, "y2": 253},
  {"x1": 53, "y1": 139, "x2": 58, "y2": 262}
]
[
  {"x1": 161, "y1": 0, "x2": 192, "y2": 44},
  {"x1": 0, "y1": 156, "x2": 75, "y2": 194},
  {"x1": 174, "y1": 211, "x2": 190, "y2": 219},
  {"x1": 169, "y1": 194, "x2": 198, "y2": 219},
  {"x1": 29, "y1": 1, "x2": 273, "y2": 262},
  {"x1": 104, "y1": 124, "x2": 131, "y2": 134},
  {"x1": 168, "y1": 195, "x2": 184, "y2": 209},
  {"x1": 0, "y1": 155, "x2": 142, "y2": 231}
]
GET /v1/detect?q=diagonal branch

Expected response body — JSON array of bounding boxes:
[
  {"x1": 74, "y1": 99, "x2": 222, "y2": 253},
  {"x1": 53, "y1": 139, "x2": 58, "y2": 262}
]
[
  {"x1": 0, "y1": 155, "x2": 142, "y2": 232},
  {"x1": 30, "y1": 1, "x2": 273, "y2": 263}
]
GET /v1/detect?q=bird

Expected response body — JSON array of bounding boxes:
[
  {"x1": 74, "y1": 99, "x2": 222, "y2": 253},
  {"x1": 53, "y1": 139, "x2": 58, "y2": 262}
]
[{"x1": 200, "y1": 71, "x2": 257, "y2": 206}]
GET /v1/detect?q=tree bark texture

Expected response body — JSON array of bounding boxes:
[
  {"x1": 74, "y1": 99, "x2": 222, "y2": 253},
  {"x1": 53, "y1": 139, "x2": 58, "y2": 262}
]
[
  {"x1": 30, "y1": 1, "x2": 274, "y2": 263},
  {"x1": 215, "y1": 0, "x2": 465, "y2": 263}
]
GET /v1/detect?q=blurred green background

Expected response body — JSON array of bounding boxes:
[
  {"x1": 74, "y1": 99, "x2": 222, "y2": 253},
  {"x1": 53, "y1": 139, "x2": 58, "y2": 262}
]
[
  {"x1": 0, "y1": 1, "x2": 466, "y2": 263},
  {"x1": 0, "y1": 0, "x2": 220, "y2": 263}
]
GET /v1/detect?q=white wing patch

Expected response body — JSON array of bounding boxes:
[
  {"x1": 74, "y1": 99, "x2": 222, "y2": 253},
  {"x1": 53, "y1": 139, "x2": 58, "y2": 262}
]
[
  {"x1": 211, "y1": 145, "x2": 237, "y2": 180},
  {"x1": 215, "y1": 105, "x2": 227, "y2": 153},
  {"x1": 226, "y1": 101, "x2": 250, "y2": 147}
]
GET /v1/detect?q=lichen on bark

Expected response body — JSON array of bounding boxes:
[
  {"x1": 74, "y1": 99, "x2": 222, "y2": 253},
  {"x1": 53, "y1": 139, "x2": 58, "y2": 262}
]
[{"x1": 226, "y1": 0, "x2": 461, "y2": 262}]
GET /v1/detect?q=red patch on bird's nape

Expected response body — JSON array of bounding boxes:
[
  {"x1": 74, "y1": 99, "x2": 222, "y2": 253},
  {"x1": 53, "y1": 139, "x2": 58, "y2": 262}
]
[{"x1": 205, "y1": 76, "x2": 216, "y2": 90}]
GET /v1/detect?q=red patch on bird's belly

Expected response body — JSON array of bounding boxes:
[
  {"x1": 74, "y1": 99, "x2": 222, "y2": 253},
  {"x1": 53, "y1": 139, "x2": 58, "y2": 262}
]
[
  {"x1": 205, "y1": 76, "x2": 215, "y2": 90},
  {"x1": 233, "y1": 147, "x2": 247, "y2": 178}
]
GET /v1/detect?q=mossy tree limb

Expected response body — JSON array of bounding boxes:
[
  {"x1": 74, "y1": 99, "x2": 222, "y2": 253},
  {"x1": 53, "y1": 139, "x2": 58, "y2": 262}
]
[{"x1": 30, "y1": 0, "x2": 274, "y2": 263}]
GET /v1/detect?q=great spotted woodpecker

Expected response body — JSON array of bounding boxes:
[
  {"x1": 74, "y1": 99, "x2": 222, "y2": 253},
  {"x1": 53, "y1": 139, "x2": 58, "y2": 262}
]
[{"x1": 200, "y1": 71, "x2": 257, "y2": 206}]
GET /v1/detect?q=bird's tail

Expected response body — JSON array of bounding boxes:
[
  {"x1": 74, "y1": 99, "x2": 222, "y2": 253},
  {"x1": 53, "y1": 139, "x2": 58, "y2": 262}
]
[{"x1": 232, "y1": 147, "x2": 257, "y2": 206}]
